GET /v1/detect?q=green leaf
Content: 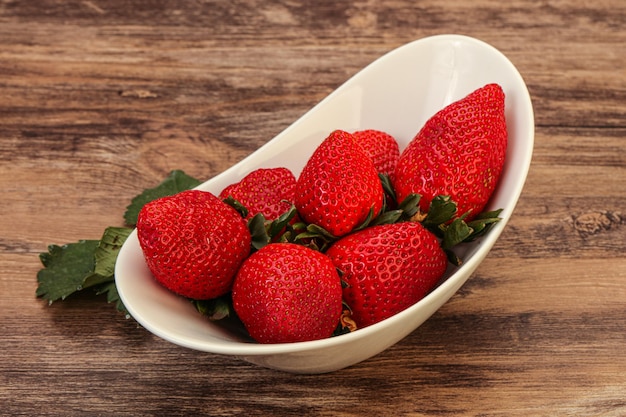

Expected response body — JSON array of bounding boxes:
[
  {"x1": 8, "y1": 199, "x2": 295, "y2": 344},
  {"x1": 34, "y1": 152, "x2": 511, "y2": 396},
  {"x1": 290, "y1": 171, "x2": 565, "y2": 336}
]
[
  {"x1": 292, "y1": 220, "x2": 306, "y2": 228},
  {"x1": 474, "y1": 208, "x2": 504, "y2": 220},
  {"x1": 463, "y1": 209, "x2": 504, "y2": 242},
  {"x1": 293, "y1": 223, "x2": 338, "y2": 252},
  {"x1": 36, "y1": 240, "x2": 100, "y2": 303},
  {"x1": 94, "y1": 281, "x2": 128, "y2": 314},
  {"x1": 445, "y1": 249, "x2": 463, "y2": 266},
  {"x1": 93, "y1": 227, "x2": 133, "y2": 278},
  {"x1": 423, "y1": 195, "x2": 458, "y2": 226},
  {"x1": 397, "y1": 193, "x2": 421, "y2": 218},
  {"x1": 303, "y1": 224, "x2": 338, "y2": 242},
  {"x1": 193, "y1": 295, "x2": 234, "y2": 321},
  {"x1": 352, "y1": 207, "x2": 376, "y2": 232},
  {"x1": 378, "y1": 173, "x2": 397, "y2": 204},
  {"x1": 222, "y1": 196, "x2": 249, "y2": 218},
  {"x1": 123, "y1": 170, "x2": 201, "y2": 226},
  {"x1": 465, "y1": 218, "x2": 500, "y2": 240},
  {"x1": 267, "y1": 205, "x2": 298, "y2": 238},
  {"x1": 441, "y1": 218, "x2": 474, "y2": 251},
  {"x1": 81, "y1": 227, "x2": 133, "y2": 290},
  {"x1": 276, "y1": 230, "x2": 293, "y2": 243},
  {"x1": 439, "y1": 207, "x2": 504, "y2": 266},
  {"x1": 37, "y1": 170, "x2": 202, "y2": 316},
  {"x1": 371, "y1": 209, "x2": 403, "y2": 226},
  {"x1": 248, "y1": 213, "x2": 270, "y2": 250}
]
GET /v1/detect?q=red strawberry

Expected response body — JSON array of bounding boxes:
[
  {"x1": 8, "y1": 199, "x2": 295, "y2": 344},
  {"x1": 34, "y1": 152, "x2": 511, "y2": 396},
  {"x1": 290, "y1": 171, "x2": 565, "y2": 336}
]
[
  {"x1": 352, "y1": 129, "x2": 400, "y2": 178},
  {"x1": 232, "y1": 243, "x2": 343, "y2": 344},
  {"x1": 394, "y1": 83, "x2": 507, "y2": 221},
  {"x1": 325, "y1": 222, "x2": 447, "y2": 328},
  {"x1": 219, "y1": 167, "x2": 297, "y2": 221},
  {"x1": 137, "y1": 190, "x2": 251, "y2": 300},
  {"x1": 294, "y1": 130, "x2": 384, "y2": 237}
]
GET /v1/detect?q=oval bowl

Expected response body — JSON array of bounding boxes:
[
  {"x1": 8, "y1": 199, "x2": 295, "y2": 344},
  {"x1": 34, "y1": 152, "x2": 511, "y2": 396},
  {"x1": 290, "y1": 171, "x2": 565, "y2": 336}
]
[{"x1": 115, "y1": 34, "x2": 534, "y2": 374}]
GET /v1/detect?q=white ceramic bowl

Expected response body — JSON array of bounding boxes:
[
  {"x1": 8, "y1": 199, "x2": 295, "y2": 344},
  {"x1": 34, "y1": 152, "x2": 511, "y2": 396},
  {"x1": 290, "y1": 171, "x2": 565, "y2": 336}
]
[{"x1": 115, "y1": 34, "x2": 534, "y2": 374}]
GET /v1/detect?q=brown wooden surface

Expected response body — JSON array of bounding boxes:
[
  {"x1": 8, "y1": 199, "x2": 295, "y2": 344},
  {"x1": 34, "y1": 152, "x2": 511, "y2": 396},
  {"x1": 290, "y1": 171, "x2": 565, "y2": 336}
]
[{"x1": 1, "y1": 1, "x2": 625, "y2": 416}]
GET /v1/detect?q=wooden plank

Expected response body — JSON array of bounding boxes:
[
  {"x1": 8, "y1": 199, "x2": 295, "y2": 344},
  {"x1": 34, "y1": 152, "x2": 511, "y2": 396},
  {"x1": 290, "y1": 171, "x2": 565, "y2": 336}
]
[{"x1": 1, "y1": 0, "x2": 625, "y2": 415}]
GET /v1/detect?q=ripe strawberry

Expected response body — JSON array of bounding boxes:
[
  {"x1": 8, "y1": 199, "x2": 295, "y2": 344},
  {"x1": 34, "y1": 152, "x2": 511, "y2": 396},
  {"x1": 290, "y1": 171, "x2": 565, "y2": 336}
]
[
  {"x1": 394, "y1": 83, "x2": 507, "y2": 221},
  {"x1": 137, "y1": 190, "x2": 251, "y2": 300},
  {"x1": 294, "y1": 130, "x2": 384, "y2": 237},
  {"x1": 218, "y1": 167, "x2": 297, "y2": 221},
  {"x1": 352, "y1": 129, "x2": 400, "y2": 178},
  {"x1": 325, "y1": 222, "x2": 447, "y2": 328},
  {"x1": 232, "y1": 243, "x2": 343, "y2": 344}
]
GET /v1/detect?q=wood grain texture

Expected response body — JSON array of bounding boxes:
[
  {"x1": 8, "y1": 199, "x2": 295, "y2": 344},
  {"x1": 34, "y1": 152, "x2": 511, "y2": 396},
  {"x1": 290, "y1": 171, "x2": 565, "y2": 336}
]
[{"x1": 1, "y1": 0, "x2": 625, "y2": 416}]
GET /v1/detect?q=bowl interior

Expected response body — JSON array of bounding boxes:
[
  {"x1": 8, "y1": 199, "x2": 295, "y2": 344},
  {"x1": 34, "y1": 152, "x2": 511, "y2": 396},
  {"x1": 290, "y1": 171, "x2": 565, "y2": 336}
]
[{"x1": 115, "y1": 34, "x2": 534, "y2": 363}]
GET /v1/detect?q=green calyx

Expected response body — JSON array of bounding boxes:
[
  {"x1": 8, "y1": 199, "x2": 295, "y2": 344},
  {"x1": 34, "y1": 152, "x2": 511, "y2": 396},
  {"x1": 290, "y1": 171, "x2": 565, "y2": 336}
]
[
  {"x1": 244, "y1": 174, "x2": 503, "y2": 266},
  {"x1": 376, "y1": 174, "x2": 504, "y2": 266},
  {"x1": 392, "y1": 193, "x2": 503, "y2": 266},
  {"x1": 244, "y1": 204, "x2": 302, "y2": 251}
]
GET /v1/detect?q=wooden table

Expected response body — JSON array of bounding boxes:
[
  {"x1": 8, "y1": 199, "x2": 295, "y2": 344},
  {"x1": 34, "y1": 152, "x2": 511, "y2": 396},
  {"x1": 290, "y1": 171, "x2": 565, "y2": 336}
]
[{"x1": 2, "y1": 1, "x2": 625, "y2": 415}]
